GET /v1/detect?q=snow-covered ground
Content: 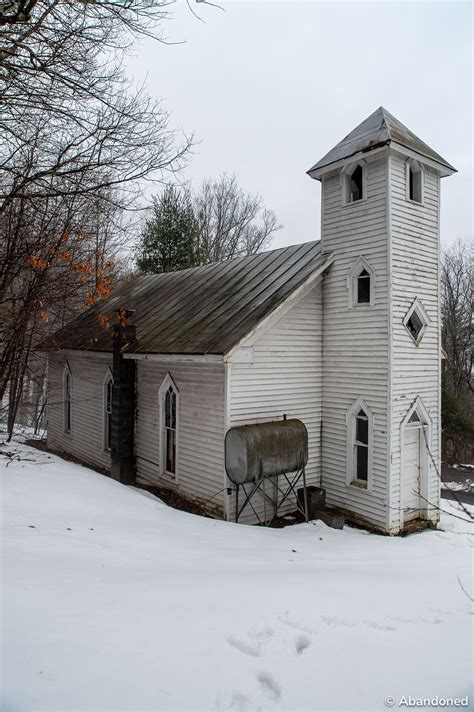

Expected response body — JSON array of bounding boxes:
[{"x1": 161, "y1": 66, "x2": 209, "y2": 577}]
[{"x1": 1, "y1": 439, "x2": 473, "y2": 712}]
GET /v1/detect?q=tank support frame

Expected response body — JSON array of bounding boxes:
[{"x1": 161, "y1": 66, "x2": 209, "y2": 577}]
[{"x1": 234, "y1": 463, "x2": 308, "y2": 525}]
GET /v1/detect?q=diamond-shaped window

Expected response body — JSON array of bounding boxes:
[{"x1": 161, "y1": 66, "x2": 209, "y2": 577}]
[
  {"x1": 403, "y1": 299, "x2": 429, "y2": 345},
  {"x1": 406, "y1": 310, "x2": 423, "y2": 340}
]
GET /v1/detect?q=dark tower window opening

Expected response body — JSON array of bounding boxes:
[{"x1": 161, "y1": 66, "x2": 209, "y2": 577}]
[
  {"x1": 357, "y1": 269, "x2": 371, "y2": 304},
  {"x1": 348, "y1": 164, "x2": 363, "y2": 202},
  {"x1": 406, "y1": 310, "x2": 423, "y2": 341},
  {"x1": 408, "y1": 161, "x2": 423, "y2": 203},
  {"x1": 403, "y1": 299, "x2": 428, "y2": 345}
]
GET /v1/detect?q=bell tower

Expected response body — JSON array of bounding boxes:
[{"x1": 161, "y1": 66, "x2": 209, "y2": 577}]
[{"x1": 308, "y1": 108, "x2": 456, "y2": 533}]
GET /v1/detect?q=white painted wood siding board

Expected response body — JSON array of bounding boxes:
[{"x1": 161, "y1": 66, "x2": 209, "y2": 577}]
[
  {"x1": 227, "y1": 286, "x2": 322, "y2": 524},
  {"x1": 321, "y1": 156, "x2": 389, "y2": 530},
  {"x1": 388, "y1": 155, "x2": 440, "y2": 529},
  {"x1": 135, "y1": 360, "x2": 225, "y2": 512},
  {"x1": 47, "y1": 352, "x2": 112, "y2": 471}
]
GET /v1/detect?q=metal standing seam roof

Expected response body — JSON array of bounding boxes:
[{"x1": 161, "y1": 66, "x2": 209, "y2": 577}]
[
  {"x1": 41, "y1": 241, "x2": 324, "y2": 356},
  {"x1": 307, "y1": 107, "x2": 456, "y2": 176}
]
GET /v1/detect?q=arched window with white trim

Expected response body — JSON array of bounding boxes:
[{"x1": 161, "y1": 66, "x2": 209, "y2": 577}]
[
  {"x1": 63, "y1": 364, "x2": 72, "y2": 434},
  {"x1": 346, "y1": 398, "x2": 373, "y2": 489},
  {"x1": 103, "y1": 369, "x2": 113, "y2": 452},
  {"x1": 159, "y1": 374, "x2": 179, "y2": 479}
]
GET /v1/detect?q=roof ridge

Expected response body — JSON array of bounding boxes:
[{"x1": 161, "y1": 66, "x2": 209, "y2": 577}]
[{"x1": 133, "y1": 239, "x2": 321, "y2": 280}]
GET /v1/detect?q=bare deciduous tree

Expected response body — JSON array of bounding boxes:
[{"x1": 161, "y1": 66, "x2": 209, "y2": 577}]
[
  {"x1": 441, "y1": 239, "x2": 472, "y2": 392},
  {"x1": 194, "y1": 174, "x2": 282, "y2": 263},
  {"x1": 0, "y1": 0, "x2": 205, "y2": 435},
  {"x1": 440, "y1": 238, "x2": 473, "y2": 465},
  {"x1": 0, "y1": 184, "x2": 132, "y2": 436}
]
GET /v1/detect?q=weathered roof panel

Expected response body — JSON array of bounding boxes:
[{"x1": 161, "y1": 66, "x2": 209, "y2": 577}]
[
  {"x1": 41, "y1": 241, "x2": 324, "y2": 356},
  {"x1": 307, "y1": 107, "x2": 456, "y2": 175}
]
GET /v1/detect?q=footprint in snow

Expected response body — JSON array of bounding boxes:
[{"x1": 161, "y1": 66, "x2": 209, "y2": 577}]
[
  {"x1": 215, "y1": 691, "x2": 249, "y2": 712},
  {"x1": 248, "y1": 626, "x2": 273, "y2": 641},
  {"x1": 227, "y1": 627, "x2": 274, "y2": 658},
  {"x1": 295, "y1": 634, "x2": 311, "y2": 654},
  {"x1": 279, "y1": 612, "x2": 316, "y2": 634},
  {"x1": 256, "y1": 671, "x2": 281, "y2": 701},
  {"x1": 228, "y1": 692, "x2": 250, "y2": 711},
  {"x1": 227, "y1": 635, "x2": 262, "y2": 658}
]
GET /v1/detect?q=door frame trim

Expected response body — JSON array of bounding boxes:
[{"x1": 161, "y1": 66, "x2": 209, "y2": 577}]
[{"x1": 400, "y1": 397, "x2": 433, "y2": 526}]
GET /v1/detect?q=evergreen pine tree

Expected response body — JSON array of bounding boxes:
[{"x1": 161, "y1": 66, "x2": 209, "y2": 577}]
[{"x1": 136, "y1": 187, "x2": 199, "y2": 273}]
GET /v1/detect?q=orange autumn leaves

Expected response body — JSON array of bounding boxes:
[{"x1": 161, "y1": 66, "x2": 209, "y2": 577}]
[
  {"x1": 28, "y1": 255, "x2": 48, "y2": 269},
  {"x1": 96, "y1": 313, "x2": 112, "y2": 331},
  {"x1": 28, "y1": 231, "x2": 115, "y2": 332}
]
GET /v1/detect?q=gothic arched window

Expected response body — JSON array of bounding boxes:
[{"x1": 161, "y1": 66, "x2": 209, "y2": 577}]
[
  {"x1": 346, "y1": 399, "x2": 374, "y2": 489},
  {"x1": 159, "y1": 374, "x2": 179, "y2": 479},
  {"x1": 347, "y1": 257, "x2": 375, "y2": 307}
]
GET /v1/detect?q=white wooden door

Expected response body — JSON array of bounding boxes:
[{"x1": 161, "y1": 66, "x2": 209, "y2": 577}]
[{"x1": 403, "y1": 426, "x2": 421, "y2": 522}]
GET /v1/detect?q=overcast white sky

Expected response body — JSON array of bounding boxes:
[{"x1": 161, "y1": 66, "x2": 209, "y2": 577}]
[{"x1": 127, "y1": 1, "x2": 472, "y2": 248}]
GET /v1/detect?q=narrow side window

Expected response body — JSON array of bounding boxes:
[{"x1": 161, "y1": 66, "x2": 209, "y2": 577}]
[
  {"x1": 164, "y1": 386, "x2": 177, "y2": 474},
  {"x1": 159, "y1": 375, "x2": 179, "y2": 480},
  {"x1": 353, "y1": 409, "x2": 369, "y2": 483},
  {"x1": 63, "y1": 365, "x2": 72, "y2": 434},
  {"x1": 104, "y1": 372, "x2": 113, "y2": 451},
  {"x1": 406, "y1": 159, "x2": 423, "y2": 203},
  {"x1": 346, "y1": 399, "x2": 373, "y2": 489}
]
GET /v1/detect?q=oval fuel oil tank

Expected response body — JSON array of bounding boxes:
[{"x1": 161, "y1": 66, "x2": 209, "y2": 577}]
[{"x1": 225, "y1": 419, "x2": 308, "y2": 485}]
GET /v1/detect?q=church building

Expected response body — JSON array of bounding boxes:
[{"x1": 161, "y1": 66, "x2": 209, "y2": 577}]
[{"x1": 42, "y1": 108, "x2": 456, "y2": 534}]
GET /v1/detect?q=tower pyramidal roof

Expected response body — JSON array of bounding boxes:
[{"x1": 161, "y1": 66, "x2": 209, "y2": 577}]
[{"x1": 308, "y1": 107, "x2": 456, "y2": 178}]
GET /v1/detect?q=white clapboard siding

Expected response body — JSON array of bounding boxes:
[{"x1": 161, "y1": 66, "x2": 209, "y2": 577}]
[
  {"x1": 227, "y1": 285, "x2": 323, "y2": 524},
  {"x1": 47, "y1": 351, "x2": 113, "y2": 471},
  {"x1": 135, "y1": 360, "x2": 226, "y2": 515},
  {"x1": 320, "y1": 154, "x2": 390, "y2": 530},
  {"x1": 388, "y1": 154, "x2": 441, "y2": 531}
]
